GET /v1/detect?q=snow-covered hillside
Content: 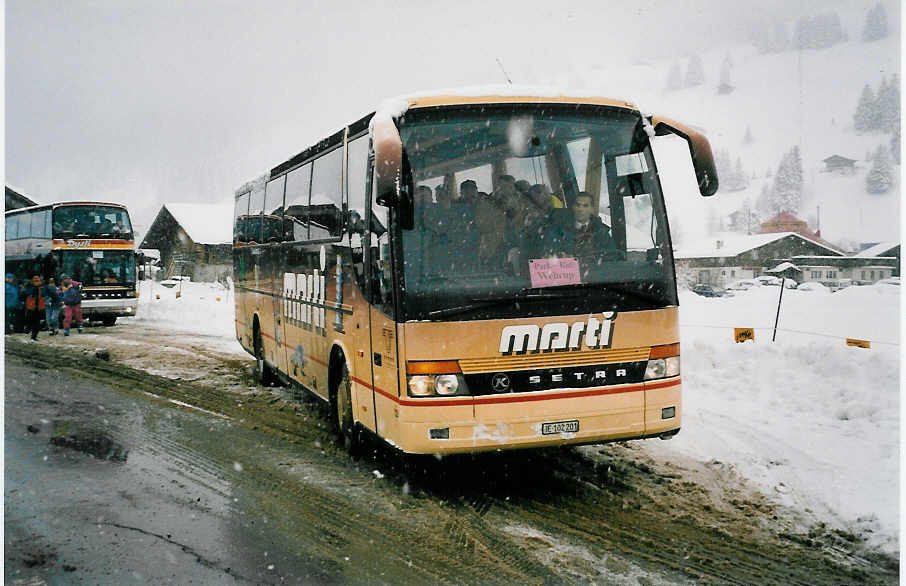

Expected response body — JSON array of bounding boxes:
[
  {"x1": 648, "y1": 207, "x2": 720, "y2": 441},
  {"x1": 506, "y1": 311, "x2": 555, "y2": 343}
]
[{"x1": 535, "y1": 26, "x2": 900, "y2": 247}]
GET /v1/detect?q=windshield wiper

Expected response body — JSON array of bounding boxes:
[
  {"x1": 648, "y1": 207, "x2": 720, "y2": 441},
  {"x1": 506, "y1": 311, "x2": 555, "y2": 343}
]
[{"x1": 427, "y1": 289, "x2": 575, "y2": 319}]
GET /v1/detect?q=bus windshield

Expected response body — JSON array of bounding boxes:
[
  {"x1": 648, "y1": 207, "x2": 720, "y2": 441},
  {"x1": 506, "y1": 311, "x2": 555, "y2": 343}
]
[
  {"x1": 53, "y1": 205, "x2": 133, "y2": 239},
  {"x1": 397, "y1": 104, "x2": 677, "y2": 320},
  {"x1": 60, "y1": 250, "x2": 136, "y2": 285}
]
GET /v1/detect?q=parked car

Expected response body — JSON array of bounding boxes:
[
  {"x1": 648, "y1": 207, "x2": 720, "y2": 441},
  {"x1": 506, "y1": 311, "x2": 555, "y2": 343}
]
[
  {"x1": 692, "y1": 284, "x2": 733, "y2": 297},
  {"x1": 726, "y1": 279, "x2": 760, "y2": 291},
  {"x1": 797, "y1": 281, "x2": 830, "y2": 293},
  {"x1": 875, "y1": 277, "x2": 900, "y2": 287},
  {"x1": 754, "y1": 275, "x2": 782, "y2": 286}
]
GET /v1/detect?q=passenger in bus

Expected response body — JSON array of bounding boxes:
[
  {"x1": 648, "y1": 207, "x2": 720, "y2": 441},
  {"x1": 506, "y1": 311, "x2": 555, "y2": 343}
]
[
  {"x1": 60, "y1": 275, "x2": 84, "y2": 336},
  {"x1": 43, "y1": 277, "x2": 62, "y2": 336},
  {"x1": 444, "y1": 180, "x2": 479, "y2": 271},
  {"x1": 540, "y1": 191, "x2": 616, "y2": 264},
  {"x1": 5, "y1": 273, "x2": 20, "y2": 335},
  {"x1": 475, "y1": 175, "x2": 518, "y2": 269},
  {"x1": 23, "y1": 275, "x2": 47, "y2": 341}
]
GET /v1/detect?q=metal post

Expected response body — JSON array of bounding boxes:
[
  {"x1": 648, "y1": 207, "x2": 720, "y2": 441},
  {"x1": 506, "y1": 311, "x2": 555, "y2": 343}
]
[{"x1": 772, "y1": 277, "x2": 786, "y2": 342}]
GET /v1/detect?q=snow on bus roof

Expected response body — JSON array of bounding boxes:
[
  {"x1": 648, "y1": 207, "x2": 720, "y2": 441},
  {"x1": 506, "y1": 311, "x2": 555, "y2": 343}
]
[
  {"x1": 371, "y1": 85, "x2": 640, "y2": 130},
  {"x1": 164, "y1": 202, "x2": 233, "y2": 245}
]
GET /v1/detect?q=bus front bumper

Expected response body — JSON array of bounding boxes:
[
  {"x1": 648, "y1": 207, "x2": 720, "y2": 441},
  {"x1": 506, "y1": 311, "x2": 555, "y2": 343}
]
[
  {"x1": 81, "y1": 298, "x2": 139, "y2": 317},
  {"x1": 391, "y1": 377, "x2": 681, "y2": 454}
]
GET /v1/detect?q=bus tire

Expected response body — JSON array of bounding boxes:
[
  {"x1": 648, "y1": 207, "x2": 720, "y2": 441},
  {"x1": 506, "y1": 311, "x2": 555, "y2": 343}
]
[
  {"x1": 334, "y1": 365, "x2": 359, "y2": 454},
  {"x1": 102, "y1": 316, "x2": 116, "y2": 327},
  {"x1": 253, "y1": 320, "x2": 277, "y2": 387}
]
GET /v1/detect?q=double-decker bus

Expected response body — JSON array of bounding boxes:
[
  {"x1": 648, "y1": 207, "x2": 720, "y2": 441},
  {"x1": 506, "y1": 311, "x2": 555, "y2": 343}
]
[
  {"x1": 233, "y1": 91, "x2": 717, "y2": 454},
  {"x1": 5, "y1": 202, "x2": 138, "y2": 326}
]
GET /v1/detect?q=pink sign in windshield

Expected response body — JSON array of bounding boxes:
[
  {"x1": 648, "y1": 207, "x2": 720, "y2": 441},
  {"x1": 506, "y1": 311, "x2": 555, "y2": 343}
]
[{"x1": 529, "y1": 258, "x2": 581, "y2": 288}]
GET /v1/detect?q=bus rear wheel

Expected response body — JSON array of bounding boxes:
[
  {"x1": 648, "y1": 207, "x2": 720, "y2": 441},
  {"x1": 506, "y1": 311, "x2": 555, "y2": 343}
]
[
  {"x1": 102, "y1": 316, "x2": 116, "y2": 327},
  {"x1": 334, "y1": 366, "x2": 359, "y2": 454}
]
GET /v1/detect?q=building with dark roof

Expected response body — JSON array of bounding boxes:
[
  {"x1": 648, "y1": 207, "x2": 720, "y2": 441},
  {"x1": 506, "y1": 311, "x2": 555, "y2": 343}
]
[
  {"x1": 139, "y1": 203, "x2": 233, "y2": 282},
  {"x1": 5, "y1": 186, "x2": 37, "y2": 210}
]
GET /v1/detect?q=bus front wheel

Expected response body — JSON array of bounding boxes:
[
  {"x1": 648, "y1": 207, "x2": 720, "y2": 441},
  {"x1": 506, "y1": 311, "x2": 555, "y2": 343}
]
[
  {"x1": 102, "y1": 316, "x2": 116, "y2": 327},
  {"x1": 334, "y1": 366, "x2": 359, "y2": 454}
]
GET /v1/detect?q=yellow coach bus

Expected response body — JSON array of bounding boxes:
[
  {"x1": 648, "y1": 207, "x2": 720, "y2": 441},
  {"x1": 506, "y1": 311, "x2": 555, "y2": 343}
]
[
  {"x1": 233, "y1": 91, "x2": 717, "y2": 454},
  {"x1": 5, "y1": 202, "x2": 138, "y2": 326}
]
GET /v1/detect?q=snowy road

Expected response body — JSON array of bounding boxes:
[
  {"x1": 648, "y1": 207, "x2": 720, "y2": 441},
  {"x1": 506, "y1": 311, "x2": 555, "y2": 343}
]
[{"x1": 4, "y1": 317, "x2": 898, "y2": 584}]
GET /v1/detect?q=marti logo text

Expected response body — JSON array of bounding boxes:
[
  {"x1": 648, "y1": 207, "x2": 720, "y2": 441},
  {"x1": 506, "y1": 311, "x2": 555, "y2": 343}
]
[{"x1": 499, "y1": 313, "x2": 616, "y2": 354}]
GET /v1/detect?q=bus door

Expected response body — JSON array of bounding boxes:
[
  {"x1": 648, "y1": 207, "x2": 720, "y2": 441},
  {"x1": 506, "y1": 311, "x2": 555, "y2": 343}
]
[{"x1": 365, "y1": 169, "x2": 400, "y2": 438}]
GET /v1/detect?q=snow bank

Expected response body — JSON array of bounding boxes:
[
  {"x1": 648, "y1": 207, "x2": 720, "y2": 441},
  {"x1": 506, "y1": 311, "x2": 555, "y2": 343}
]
[
  {"x1": 132, "y1": 280, "x2": 237, "y2": 341},
  {"x1": 653, "y1": 285, "x2": 900, "y2": 551}
]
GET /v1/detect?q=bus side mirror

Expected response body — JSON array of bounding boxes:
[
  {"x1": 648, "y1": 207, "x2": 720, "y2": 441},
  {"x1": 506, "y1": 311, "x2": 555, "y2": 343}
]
[
  {"x1": 650, "y1": 116, "x2": 719, "y2": 196},
  {"x1": 373, "y1": 118, "x2": 402, "y2": 208},
  {"x1": 372, "y1": 118, "x2": 414, "y2": 229}
]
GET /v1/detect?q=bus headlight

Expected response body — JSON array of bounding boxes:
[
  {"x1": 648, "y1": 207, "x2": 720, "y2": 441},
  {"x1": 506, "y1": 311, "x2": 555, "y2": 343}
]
[
  {"x1": 434, "y1": 374, "x2": 459, "y2": 395},
  {"x1": 408, "y1": 375, "x2": 434, "y2": 396},
  {"x1": 406, "y1": 374, "x2": 469, "y2": 397},
  {"x1": 644, "y1": 356, "x2": 680, "y2": 380}
]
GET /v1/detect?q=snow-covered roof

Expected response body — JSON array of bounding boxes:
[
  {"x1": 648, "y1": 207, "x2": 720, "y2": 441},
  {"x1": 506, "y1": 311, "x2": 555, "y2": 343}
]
[
  {"x1": 766, "y1": 262, "x2": 800, "y2": 272},
  {"x1": 852, "y1": 241, "x2": 899, "y2": 258},
  {"x1": 674, "y1": 231, "x2": 835, "y2": 259},
  {"x1": 165, "y1": 202, "x2": 233, "y2": 245}
]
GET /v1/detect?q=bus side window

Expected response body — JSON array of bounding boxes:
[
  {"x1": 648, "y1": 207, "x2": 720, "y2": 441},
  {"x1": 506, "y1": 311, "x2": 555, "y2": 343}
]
[
  {"x1": 234, "y1": 192, "x2": 250, "y2": 243},
  {"x1": 264, "y1": 175, "x2": 286, "y2": 243},
  {"x1": 6, "y1": 215, "x2": 18, "y2": 240},
  {"x1": 309, "y1": 146, "x2": 343, "y2": 239},
  {"x1": 347, "y1": 135, "x2": 369, "y2": 292},
  {"x1": 247, "y1": 182, "x2": 266, "y2": 244},
  {"x1": 285, "y1": 163, "x2": 312, "y2": 242}
]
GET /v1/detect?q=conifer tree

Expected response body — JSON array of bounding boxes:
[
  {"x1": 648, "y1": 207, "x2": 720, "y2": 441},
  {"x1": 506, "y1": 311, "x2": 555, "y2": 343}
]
[
  {"x1": 862, "y1": 2, "x2": 889, "y2": 42},
  {"x1": 718, "y1": 54, "x2": 734, "y2": 94},
  {"x1": 891, "y1": 127, "x2": 900, "y2": 164},
  {"x1": 684, "y1": 54, "x2": 705, "y2": 88},
  {"x1": 742, "y1": 126, "x2": 753, "y2": 144},
  {"x1": 866, "y1": 145, "x2": 894, "y2": 193},
  {"x1": 876, "y1": 74, "x2": 900, "y2": 132},
  {"x1": 772, "y1": 146, "x2": 803, "y2": 213},
  {"x1": 853, "y1": 84, "x2": 878, "y2": 132}
]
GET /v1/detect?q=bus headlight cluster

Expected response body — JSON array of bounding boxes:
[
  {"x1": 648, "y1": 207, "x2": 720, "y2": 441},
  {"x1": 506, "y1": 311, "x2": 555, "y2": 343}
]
[
  {"x1": 407, "y1": 374, "x2": 468, "y2": 397},
  {"x1": 644, "y1": 356, "x2": 680, "y2": 380}
]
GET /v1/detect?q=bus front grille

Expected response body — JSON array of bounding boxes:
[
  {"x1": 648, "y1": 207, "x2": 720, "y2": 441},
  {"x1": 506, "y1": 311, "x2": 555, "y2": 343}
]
[{"x1": 458, "y1": 347, "x2": 651, "y2": 374}]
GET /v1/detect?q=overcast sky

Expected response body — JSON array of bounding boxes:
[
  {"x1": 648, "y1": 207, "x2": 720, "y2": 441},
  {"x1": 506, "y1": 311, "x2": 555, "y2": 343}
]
[{"x1": 5, "y1": 0, "x2": 893, "y2": 230}]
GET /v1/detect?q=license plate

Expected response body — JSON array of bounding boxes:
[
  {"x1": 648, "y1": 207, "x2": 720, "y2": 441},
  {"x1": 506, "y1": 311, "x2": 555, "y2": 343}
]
[{"x1": 541, "y1": 420, "x2": 579, "y2": 435}]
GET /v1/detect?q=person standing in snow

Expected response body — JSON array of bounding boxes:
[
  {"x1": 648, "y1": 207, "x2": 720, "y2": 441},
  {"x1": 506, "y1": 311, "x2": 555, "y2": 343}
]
[
  {"x1": 5, "y1": 273, "x2": 20, "y2": 334},
  {"x1": 60, "y1": 274, "x2": 84, "y2": 336},
  {"x1": 22, "y1": 275, "x2": 47, "y2": 341},
  {"x1": 43, "y1": 277, "x2": 62, "y2": 335}
]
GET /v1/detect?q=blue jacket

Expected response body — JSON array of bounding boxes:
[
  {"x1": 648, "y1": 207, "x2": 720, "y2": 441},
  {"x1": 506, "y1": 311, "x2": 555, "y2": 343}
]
[
  {"x1": 5, "y1": 281, "x2": 19, "y2": 309},
  {"x1": 43, "y1": 284, "x2": 62, "y2": 308},
  {"x1": 62, "y1": 284, "x2": 82, "y2": 306}
]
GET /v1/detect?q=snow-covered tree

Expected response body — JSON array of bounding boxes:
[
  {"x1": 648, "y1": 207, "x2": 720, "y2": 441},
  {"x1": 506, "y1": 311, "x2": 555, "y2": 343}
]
[
  {"x1": 862, "y1": 2, "x2": 888, "y2": 42},
  {"x1": 876, "y1": 74, "x2": 900, "y2": 133},
  {"x1": 866, "y1": 145, "x2": 894, "y2": 193},
  {"x1": 853, "y1": 84, "x2": 878, "y2": 132},
  {"x1": 718, "y1": 54, "x2": 734, "y2": 94},
  {"x1": 795, "y1": 12, "x2": 846, "y2": 50},
  {"x1": 756, "y1": 183, "x2": 774, "y2": 219},
  {"x1": 684, "y1": 54, "x2": 705, "y2": 88},
  {"x1": 666, "y1": 61, "x2": 683, "y2": 90},
  {"x1": 771, "y1": 146, "x2": 803, "y2": 213},
  {"x1": 742, "y1": 126, "x2": 753, "y2": 144},
  {"x1": 732, "y1": 158, "x2": 749, "y2": 191},
  {"x1": 890, "y1": 127, "x2": 900, "y2": 164}
]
